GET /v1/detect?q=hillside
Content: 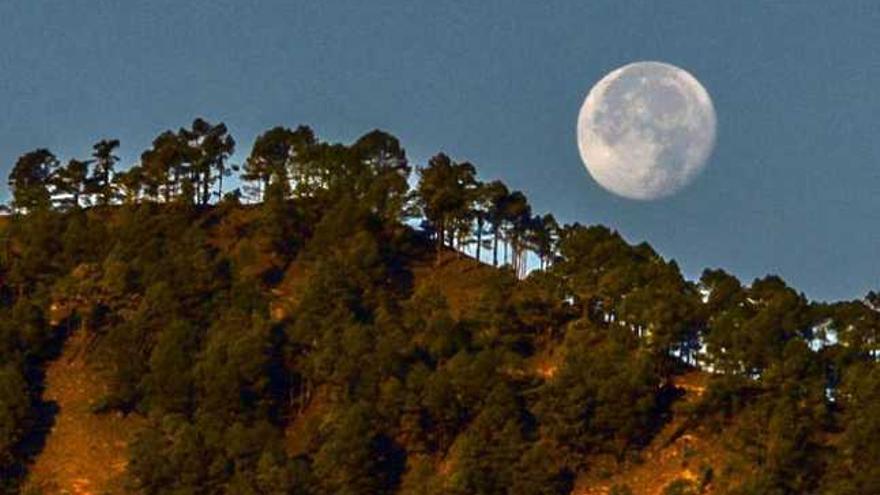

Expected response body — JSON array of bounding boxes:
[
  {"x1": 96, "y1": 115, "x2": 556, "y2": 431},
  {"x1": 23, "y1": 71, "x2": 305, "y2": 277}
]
[
  {"x1": 0, "y1": 123, "x2": 878, "y2": 495},
  {"x1": 575, "y1": 372, "x2": 725, "y2": 495},
  {"x1": 23, "y1": 329, "x2": 143, "y2": 495},
  {"x1": 10, "y1": 241, "x2": 736, "y2": 495}
]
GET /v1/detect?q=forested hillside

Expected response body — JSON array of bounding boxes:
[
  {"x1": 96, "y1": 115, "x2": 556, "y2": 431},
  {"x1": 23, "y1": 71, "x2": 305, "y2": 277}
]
[{"x1": 0, "y1": 120, "x2": 878, "y2": 494}]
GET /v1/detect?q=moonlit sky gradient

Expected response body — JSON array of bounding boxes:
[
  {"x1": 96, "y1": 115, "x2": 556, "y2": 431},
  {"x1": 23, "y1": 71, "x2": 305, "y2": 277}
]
[{"x1": 0, "y1": 1, "x2": 878, "y2": 301}]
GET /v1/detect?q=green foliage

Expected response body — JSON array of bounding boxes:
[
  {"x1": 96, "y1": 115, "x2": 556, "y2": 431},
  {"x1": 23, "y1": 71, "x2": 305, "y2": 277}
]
[
  {"x1": 0, "y1": 365, "x2": 30, "y2": 467},
  {"x1": 313, "y1": 403, "x2": 402, "y2": 495},
  {"x1": 416, "y1": 153, "x2": 477, "y2": 249},
  {"x1": 536, "y1": 327, "x2": 662, "y2": 461},
  {"x1": 8, "y1": 149, "x2": 57, "y2": 212},
  {"x1": 1, "y1": 120, "x2": 878, "y2": 494},
  {"x1": 194, "y1": 311, "x2": 280, "y2": 422},
  {"x1": 820, "y1": 362, "x2": 880, "y2": 494},
  {"x1": 445, "y1": 384, "x2": 528, "y2": 494},
  {"x1": 144, "y1": 320, "x2": 199, "y2": 415}
]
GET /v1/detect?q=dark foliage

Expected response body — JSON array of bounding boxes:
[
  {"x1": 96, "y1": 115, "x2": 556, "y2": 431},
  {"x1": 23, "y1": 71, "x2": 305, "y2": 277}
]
[{"x1": 0, "y1": 122, "x2": 876, "y2": 494}]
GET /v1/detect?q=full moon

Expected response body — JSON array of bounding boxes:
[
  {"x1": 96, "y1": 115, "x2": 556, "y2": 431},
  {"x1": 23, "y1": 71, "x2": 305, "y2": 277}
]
[{"x1": 577, "y1": 61, "x2": 716, "y2": 200}]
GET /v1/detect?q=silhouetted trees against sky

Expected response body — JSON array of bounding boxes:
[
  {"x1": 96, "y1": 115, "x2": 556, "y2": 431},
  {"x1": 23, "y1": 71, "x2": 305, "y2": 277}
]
[{"x1": 7, "y1": 119, "x2": 562, "y2": 276}]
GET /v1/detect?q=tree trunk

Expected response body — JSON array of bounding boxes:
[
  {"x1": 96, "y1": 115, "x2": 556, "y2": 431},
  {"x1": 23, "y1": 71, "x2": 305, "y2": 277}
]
[
  {"x1": 493, "y1": 229, "x2": 499, "y2": 266},
  {"x1": 436, "y1": 218, "x2": 445, "y2": 265},
  {"x1": 475, "y1": 218, "x2": 483, "y2": 262},
  {"x1": 202, "y1": 170, "x2": 210, "y2": 205}
]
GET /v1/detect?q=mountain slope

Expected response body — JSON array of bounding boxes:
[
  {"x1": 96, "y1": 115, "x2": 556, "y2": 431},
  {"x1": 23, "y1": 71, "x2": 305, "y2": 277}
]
[{"x1": 23, "y1": 329, "x2": 144, "y2": 495}]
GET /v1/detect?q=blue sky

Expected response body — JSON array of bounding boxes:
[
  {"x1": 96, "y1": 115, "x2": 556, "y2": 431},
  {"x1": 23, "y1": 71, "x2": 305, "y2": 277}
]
[{"x1": 1, "y1": 1, "x2": 878, "y2": 301}]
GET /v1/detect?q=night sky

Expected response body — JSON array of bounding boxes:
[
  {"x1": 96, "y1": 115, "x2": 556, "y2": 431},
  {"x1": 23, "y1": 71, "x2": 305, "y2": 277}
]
[{"x1": 1, "y1": 1, "x2": 878, "y2": 301}]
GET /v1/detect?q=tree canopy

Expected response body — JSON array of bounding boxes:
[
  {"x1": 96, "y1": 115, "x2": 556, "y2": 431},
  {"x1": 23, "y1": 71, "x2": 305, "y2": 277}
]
[{"x1": 0, "y1": 120, "x2": 877, "y2": 494}]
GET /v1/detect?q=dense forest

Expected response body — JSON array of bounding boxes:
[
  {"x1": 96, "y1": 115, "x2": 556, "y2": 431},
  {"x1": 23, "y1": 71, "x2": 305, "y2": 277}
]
[{"x1": 0, "y1": 119, "x2": 878, "y2": 494}]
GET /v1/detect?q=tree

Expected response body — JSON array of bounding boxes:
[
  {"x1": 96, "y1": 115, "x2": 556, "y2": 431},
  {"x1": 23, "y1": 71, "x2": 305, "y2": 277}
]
[
  {"x1": 8, "y1": 148, "x2": 58, "y2": 212},
  {"x1": 114, "y1": 165, "x2": 144, "y2": 204},
  {"x1": 703, "y1": 275, "x2": 811, "y2": 377},
  {"x1": 822, "y1": 362, "x2": 880, "y2": 494},
  {"x1": 821, "y1": 299, "x2": 880, "y2": 363},
  {"x1": 416, "y1": 153, "x2": 477, "y2": 250},
  {"x1": 536, "y1": 329, "x2": 661, "y2": 462},
  {"x1": 52, "y1": 158, "x2": 90, "y2": 209},
  {"x1": 180, "y1": 118, "x2": 236, "y2": 204},
  {"x1": 313, "y1": 403, "x2": 402, "y2": 495},
  {"x1": 194, "y1": 311, "x2": 279, "y2": 422},
  {"x1": 499, "y1": 190, "x2": 531, "y2": 275},
  {"x1": 89, "y1": 139, "x2": 121, "y2": 205},
  {"x1": 445, "y1": 383, "x2": 528, "y2": 494},
  {"x1": 140, "y1": 131, "x2": 186, "y2": 202},
  {"x1": 244, "y1": 127, "x2": 299, "y2": 201},
  {"x1": 531, "y1": 213, "x2": 559, "y2": 270},
  {"x1": 351, "y1": 130, "x2": 411, "y2": 222},
  {"x1": 482, "y1": 180, "x2": 510, "y2": 266},
  {"x1": 144, "y1": 320, "x2": 198, "y2": 415},
  {"x1": 0, "y1": 364, "x2": 30, "y2": 470},
  {"x1": 471, "y1": 181, "x2": 491, "y2": 262}
]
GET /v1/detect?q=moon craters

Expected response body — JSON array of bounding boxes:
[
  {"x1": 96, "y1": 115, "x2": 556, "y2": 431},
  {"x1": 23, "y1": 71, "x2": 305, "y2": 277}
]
[{"x1": 577, "y1": 62, "x2": 716, "y2": 200}]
